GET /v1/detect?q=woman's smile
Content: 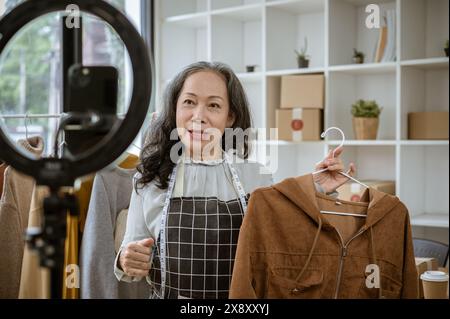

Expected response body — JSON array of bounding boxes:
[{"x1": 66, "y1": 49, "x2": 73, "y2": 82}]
[{"x1": 187, "y1": 129, "x2": 210, "y2": 141}]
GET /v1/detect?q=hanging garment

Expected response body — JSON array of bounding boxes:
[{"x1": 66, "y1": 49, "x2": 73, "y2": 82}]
[
  {"x1": 114, "y1": 209, "x2": 129, "y2": 255},
  {"x1": 63, "y1": 193, "x2": 80, "y2": 299},
  {"x1": 19, "y1": 180, "x2": 93, "y2": 299},
  {"x1": 229, "y1": 174, "x2": 419, "y2": 299},
  {"x1": 19, "y1": 153, "x2": 138, "y2": 299},
  {"x1": 18, "y1": 186, "x2": 51, "y2": 299},
  {"x1": 63, "y1": 177, "x2": 96, "y2": 299},
  {"x1": 77, "y1": 177, "x2": 95, "y2": 234},
  {"x1": 80, "y1": 154, "x2": 151, "y2": 299},
  {"x1": 0, "y1": 162, "x2": 7, "y2": 198},
  {"x1": 114, "y1": 153, "x2": 274, "y2": 299},
  {"x1": 0, "y1": 136, "x2": 44, "y2": 299}
]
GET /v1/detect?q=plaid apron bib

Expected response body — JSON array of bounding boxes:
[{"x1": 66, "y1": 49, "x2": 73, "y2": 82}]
[{"x1": 149, "y1": 154, "x2": 248, "y2": 299}]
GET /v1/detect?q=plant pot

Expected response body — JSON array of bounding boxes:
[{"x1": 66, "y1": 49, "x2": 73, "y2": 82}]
[
  {"x1": 353, "y1": 117, "x2": 379, "y2": 140},
  {"x1": 297, "y1": 57, "x2": 309, "y2": 68},
  {"x1": 246, "y1": 65, "x2": 257, "y2": 73},
  {"x1": 445, "y1": 48, "x2": 449, "y2": 57},
  {"x1": 353, "y1": 56, "x2": 364, "y2": 64}
]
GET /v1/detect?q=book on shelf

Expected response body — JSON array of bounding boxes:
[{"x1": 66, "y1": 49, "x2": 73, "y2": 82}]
[
  {"x1": 381, "y1": 9, "x2": 396, "y2": 62},
  {"x1": 374, "y1": 17, "x2": 388, "y2": 63}
]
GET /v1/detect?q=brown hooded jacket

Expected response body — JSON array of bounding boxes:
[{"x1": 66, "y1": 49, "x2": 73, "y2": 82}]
[{"x1": 229, "y1": 174, "x2": 419, "y2": 299}]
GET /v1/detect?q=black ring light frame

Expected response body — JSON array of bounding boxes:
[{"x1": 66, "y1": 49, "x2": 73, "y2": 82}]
[{"x1": 0, "y1": 0, "x2": 152, "y2": 188}]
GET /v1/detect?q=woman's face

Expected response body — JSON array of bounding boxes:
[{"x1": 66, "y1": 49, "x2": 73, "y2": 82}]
[{"x1": 176, "y1": 71, "x2": 234, "y2": 158}]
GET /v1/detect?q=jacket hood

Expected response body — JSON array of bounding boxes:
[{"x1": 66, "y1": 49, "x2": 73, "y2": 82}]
[
  {"x1": 272, "y1": 174, "x2": 403, "y2": 299},
  {"x1": 273, "y1": 174, "x2": 401, "y2": 230},
  {"x1": 230, "y1": 174, "x2": 419, "y2": 299}
]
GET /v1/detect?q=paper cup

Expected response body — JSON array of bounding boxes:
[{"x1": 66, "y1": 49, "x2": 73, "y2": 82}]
[{"x1": 420, "y1": 271, "x2": 449, "y2": 299}]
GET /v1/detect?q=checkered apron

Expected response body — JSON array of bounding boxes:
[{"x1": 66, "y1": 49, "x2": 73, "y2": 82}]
[{"x1": 149, "y1": 154, "x2": 248, "y2": 299}]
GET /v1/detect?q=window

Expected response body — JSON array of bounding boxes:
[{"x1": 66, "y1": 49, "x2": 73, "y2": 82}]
[{"x1": 0, "y1": 0, "x2": 148, "y2": 156}]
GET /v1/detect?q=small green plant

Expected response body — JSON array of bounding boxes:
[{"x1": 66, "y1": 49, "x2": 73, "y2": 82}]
[
  {"x1": 295, "y1": 37, "x2": 310, "y2": 59},
  {"x1": 445, "y1": 40, "x2": 449, "y2": 49},
  {"x1": 353, "y1": 48, "x2": 365, "y2": 60},
  {"x1": 351, "y1": 100, "x2": 382, "y2": 118}
]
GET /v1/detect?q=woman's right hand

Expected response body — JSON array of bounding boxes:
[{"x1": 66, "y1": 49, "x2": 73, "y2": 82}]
[{"x1": 119, "y1": 238, "x2": 154, "y2": 277}]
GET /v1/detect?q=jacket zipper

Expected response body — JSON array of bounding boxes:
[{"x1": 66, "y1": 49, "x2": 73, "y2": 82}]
[{"x1": 333, "y1": 228, "x2": 366, "y2": 299}]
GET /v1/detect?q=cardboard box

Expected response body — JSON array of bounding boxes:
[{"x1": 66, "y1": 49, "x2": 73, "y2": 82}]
[
  {"x1": 415, "y1": 257, "x2": 439, "y2": 298},
  {"x1": 280, "y1": 74, "x2": 324, "y2": 109},
  {"x1": 408, "y1": 112, "x2": 449, "y2": 140},
  {"x1": 336, "y1": 181, "x2": 395, "y2": 202},
  {"x1": 276, "y1": 109, "x2": 323, "y2": 142}
]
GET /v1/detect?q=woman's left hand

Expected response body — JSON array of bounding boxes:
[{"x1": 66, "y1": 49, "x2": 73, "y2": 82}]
[{"x1": 313, "y1": 146, "x2": 356, "y2": 194}]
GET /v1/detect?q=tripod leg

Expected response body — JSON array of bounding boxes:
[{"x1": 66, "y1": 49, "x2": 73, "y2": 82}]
[{"x1": 43, "y1": 192, "x2": 68, "y2": 299}]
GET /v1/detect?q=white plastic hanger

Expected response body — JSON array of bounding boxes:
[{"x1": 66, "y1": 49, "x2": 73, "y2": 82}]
[
  {"x1": 313, "y1": 127, "x2": 368, "y2": 218},
  {"x1": 59, "y1": 130, "x2": 67, "y2": 159},
  {"x1": 24, "y1": 112, "x2": 29, "y2": 140}
]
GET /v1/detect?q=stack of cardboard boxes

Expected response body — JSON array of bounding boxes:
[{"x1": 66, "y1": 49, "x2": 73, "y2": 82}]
[{"x1": 276, "y1": 74, "x2": 324, "y2": 142}]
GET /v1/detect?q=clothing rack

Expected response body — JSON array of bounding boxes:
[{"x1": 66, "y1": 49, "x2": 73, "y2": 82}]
[
  {"x1": 0, "y1": 114, "x2": 63, "y2": 120},
  {"x1": 0, "y1": 113, "x2": 127, "y2": 120}
]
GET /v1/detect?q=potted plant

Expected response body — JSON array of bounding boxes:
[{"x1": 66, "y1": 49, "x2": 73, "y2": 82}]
[
  {"x1": 445, "y1": 40, "x2": 449, "y2": 57},
  {"x1": 246, "y1": 65, "x2": 258, "y2": 73},
  {"x1": 351, "y1": 99, "x2": 382, "y2": 140},
  {"x1": 353, "y1": 48, "x2": 365, "y2": 64},
  {"x1": 295, "y1": 37, "x2": 310, "y2": 68}
]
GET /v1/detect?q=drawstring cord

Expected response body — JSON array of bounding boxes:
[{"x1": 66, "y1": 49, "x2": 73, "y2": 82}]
[
  {"x1": 291, "y1": 217, "x2": 381, "y2": 298},
  {"x1": 295, "y1": 217, "x2": 323, "y2": 282}
]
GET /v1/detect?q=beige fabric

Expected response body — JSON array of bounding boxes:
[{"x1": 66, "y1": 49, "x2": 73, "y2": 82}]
[
  {"x1": 0, "y1": 162, "x2": 6, "y2": 198},
  {"x1": 114, "y1": 209, "x2": 129, "y2": 254},
  {"x1": 0, "y1": 136, "x2": 44, "y2": 299},
  {"x1": 315, "y1": 193, "x2": 367, "y2": 244},
  {"x1": 19, "y1": 186, "x2": 51, "y2": 299},
  {"x1": 19, "y1": 153, "x2": 136, "y2": 299}
]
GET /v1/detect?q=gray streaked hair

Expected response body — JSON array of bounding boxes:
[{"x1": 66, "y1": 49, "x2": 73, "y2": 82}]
[{"x1": 136, "y1": 61, "x2": 253, "y2": 190}]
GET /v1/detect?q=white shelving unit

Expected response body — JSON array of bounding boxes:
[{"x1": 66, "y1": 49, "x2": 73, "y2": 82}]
[{"x1": 155, "y1": 0, "x2": 449, "y2": 243}]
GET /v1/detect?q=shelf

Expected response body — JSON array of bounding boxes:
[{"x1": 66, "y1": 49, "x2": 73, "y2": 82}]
[
  {"x1": 266, "y1": 67, "x2": 325, "y2": 76},
  {"x1": 212, "y1": 3, "x2": 263, "y2": 21},
  {"x1": 343, "y1": 0, "x2": 394, "y2": 6},
  {"x1": 155, "y1": 0, "x2": 450, "y2": 246},
  {"x1": 401, "y1": 57, "x2": 449, "y2": 70},
  {"x1": 160, "y1": 12, "x2": 208, "y2": 81},
  {"x1": 255, "y1": 140, "x2": 325, "y2": 146},
  {"x1": 327, "y1": 140, "x2": 397, "y2": 146},
  {"x1": 401, "y1": 140, "x2": 449, "y2": 146},
  {"x1": 400, "y1": 60, "x2": 449, "y2": 140},
  {"x1": 328, "y1": 62, "x2": 397, "y2": 75},
  {"x1": 411, "y1": 213, "x2": 449, "y2": 228},
  {"x1": 211, "y1": 0, "x2": 263, "y2": 11},
  {"x1": 161, "y1": 0, "x2": 208, "y2": 19},
  {"x1": 327, "y1": 70, "x2": 397, "y2": 140},
  {"x1": 266, "y1": 0, "x2": 325, "y2": 14},
  {"x1": 237, "y1": 72, "x2": 263, "y2": 82},
  {"x1": 399, "y1": 146, "x2": 449, "y2": 229},
  {"x1": 164, "y1": 12, "x2": 208, "y2": 28},
  {"x1": 400, "y1": 0, "x2": 448, "y2": 61},
  {"x1": 211, "y1": 6, "x2": 262, "y2": 74},
  {"x1": 329, "y1": 0, "x2": 397, "y2": 66},
  {"x1": 257, "y1": 140, "x2": 450, "y2": 147},
  {"x1": 266, "y1": 4, "x2": 325, "y2": 71}
]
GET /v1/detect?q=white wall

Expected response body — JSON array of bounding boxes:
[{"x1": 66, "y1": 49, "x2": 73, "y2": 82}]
[{"x1": 0, "y1": 0, "x2": 5, "y2": 16}]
